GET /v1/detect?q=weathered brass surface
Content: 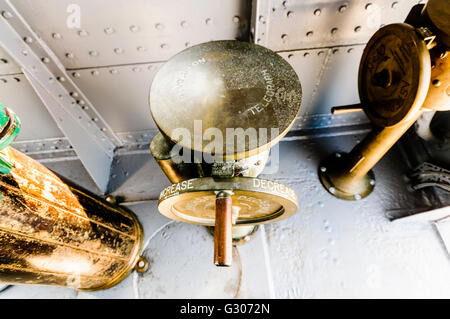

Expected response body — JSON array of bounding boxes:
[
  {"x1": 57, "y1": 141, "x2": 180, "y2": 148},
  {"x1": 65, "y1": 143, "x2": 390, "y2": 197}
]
[
  {"x1": 150, "y1": 132, "x2": 270, "y2": 183},
  {"x1": 319, "y1": 152, "x2": 376, "y2": 201},
  {"x1": 158, "y1": 177, "x2": 298, "y2": 226},
  {"x1": 422, "y1": 48, "x2": 450, "y2": 112},
  {"x1": 0, "y1": 147, "x2": 143, "y2": 290},
  {"x1": 150, "y1": 132, "x2": 208, "y2": 183},
  {"x1": 150, "y1": 40, "x2": 302, "y2": 160},
  {"x1": 320, "y1": 8, "x2": 449, "y2": 200},
  {"x1": 424, "y1": 0, "x2": 450, "y2": 47},
  {"x1": 358, "y1": 23, "x2": 431, "y2": 127},
  {"x1": 150, "y1": 40, "x2": 301, "y2": 266}
]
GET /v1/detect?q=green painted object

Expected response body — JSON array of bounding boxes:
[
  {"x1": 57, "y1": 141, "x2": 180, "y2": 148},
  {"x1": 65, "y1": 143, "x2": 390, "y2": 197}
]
[{"x1": 0, "y1": 103, "x2": 21, "y2": 174}]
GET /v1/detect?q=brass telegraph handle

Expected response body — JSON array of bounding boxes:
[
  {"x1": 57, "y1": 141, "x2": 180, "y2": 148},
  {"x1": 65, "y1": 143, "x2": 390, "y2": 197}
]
[
  {"x1": 214, "y1": 191, "x2": 233, "y2": 267},
  {"x1": 158, "y1": 177, "x2": 298, "y2": 266}
]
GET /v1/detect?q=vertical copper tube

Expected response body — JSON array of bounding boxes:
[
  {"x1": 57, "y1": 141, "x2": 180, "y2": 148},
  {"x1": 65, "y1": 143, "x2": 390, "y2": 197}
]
[
  {"x1": 214, "y1": 191, "x2": 232, "y2": 267},
  {"x1": 344, "y1": 110, "x2": 424, "y2": 178}
]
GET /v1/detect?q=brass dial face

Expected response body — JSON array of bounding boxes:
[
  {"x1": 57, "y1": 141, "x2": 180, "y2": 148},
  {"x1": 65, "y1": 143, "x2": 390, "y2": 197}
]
[
  {"x1": 149, "y1": 40, "x2": 302, "y2": 160},
  {"x1": 425, "y1": 0, "x2": 450, "y2": 47},
  {"x1": 359, "y1": 23, "x2": 431, "y2": 127},
  {"x1": 158, "y1": 177, "x2": 298, "y2": 226}
]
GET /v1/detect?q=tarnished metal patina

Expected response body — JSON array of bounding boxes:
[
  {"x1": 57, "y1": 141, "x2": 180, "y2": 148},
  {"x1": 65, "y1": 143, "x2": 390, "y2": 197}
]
[
  {"x1": 0, "y1": 104, "x2": 144, "y2": 290},
  {"x1": 150, "y1": 40, "x2": 302, "y2": 161},
  {"x1": 0, "y1": 147, "x2": 144, "y2": 290},
  {"x1": 358, "y1": 23, "x2": 431, "y2": 127},
  {"x1": 423, "y1": 0, "x2": 450, "y2": 47},
  {"x1": 319, "y1": 3, "x2": 449, "y2": 201}
]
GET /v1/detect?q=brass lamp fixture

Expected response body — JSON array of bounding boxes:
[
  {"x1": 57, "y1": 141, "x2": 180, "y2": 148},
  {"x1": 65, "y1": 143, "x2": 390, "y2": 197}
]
[
  {"x1": 0, "y1": 104, "x2": 145, "y2": 290},
  {"x1": 319, "y1": 0, "x2": 450, "y2": 201},
  {"x1": 149, "y1": 40, "x2": 302, "y2": 266}
]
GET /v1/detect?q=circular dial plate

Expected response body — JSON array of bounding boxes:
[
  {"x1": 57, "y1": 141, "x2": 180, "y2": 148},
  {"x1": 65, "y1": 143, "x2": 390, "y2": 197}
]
[
  {"x1": 358, "y1": 23, "x2": 431, "y2": 127},
  {"x1": 158, "y1": 177, "x2": 298, "y2": 226},
  {"x1": 150, "y1": 40, "x2": 302, "y2": 159},
  {"x1": 425, "y1": 0, "x2": 450, "y2": 43}
]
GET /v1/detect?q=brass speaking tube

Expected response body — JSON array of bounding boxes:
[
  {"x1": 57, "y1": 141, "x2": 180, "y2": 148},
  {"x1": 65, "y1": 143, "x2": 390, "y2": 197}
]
[
  {"x1": 0, "y1": 104, "x2": 145, "y2": 290},
  {"x1": 319, "y1": 0, "x2": 450, "y2": 200}
]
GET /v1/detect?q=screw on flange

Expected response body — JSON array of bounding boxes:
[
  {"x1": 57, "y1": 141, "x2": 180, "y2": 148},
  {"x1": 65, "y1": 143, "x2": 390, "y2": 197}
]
[
  {"x1": 2, "y1": 11, "x2": 13, "y2": 19},
  {"x1": 105, "y1": 195, "x2": 116, "y2": 204},
  {"x1": 134, "y1": 256, "x2": 149, "y2": 273}
]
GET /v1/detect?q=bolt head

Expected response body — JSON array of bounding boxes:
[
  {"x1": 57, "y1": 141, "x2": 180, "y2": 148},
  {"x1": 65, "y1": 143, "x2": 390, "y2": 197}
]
[
  {"x1": 78, "y1": 30, "x2": 89, "y2": 37},
  {"x1": 105, "y1": 195, "x2": 116, "y2": 204},
  {"x1": 2, "y1": 11, "x2": 13, "y2": 19},
  {"x1": 104, "y1": 27, "x2": 114, "y2": 35},
  {"x1": 130, "y1": 25, "x2": 140, "y2": 32}
]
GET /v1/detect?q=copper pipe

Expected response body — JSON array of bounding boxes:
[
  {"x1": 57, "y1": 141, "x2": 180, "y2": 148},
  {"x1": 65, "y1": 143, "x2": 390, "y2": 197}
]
[
  {"x1": 214, "y1": 191, "x2": 232, "y2": 267},
  {"x1": 332, "y1": 110, "x2": 424, "y2": 195},
  {"x1": 331, "y1": 104, "x2": 364, "y2": 115},
  {"x1": 349, "y1": 111, "x2": 424, "y2": 178}
]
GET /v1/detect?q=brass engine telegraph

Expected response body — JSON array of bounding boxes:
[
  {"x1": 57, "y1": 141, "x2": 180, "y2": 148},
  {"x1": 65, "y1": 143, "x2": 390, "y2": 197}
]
[
  {"x1": 149, "y1": 40, "x2": 302, "y2": 266},
  {"x1": 319, "y1": 0, "x2": 450, "y2": 201}
]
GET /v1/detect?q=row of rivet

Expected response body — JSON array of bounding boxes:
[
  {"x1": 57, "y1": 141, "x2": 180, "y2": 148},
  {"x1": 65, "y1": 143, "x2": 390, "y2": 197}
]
[
  {"x1": 285, "y1": 46, "x2": 357, "y2": 59},
  {"x1": 277, "y1": 1, "x2": 404, "y2": 15},
  {"x1": 254, "y1": 1, "x2": 415, "y2": 44},
  {"x1": 46, "y1": 15, "x2": 241, "y2": 58},
  {"x1": 70, "y1": 64, "x2": 157, "y2": 78},
  {"x1": 1, "y1": 8, "x2": 109, "y2": 137},
  {"x1": 50, "y1": 15, "x2": 241, "y2": 40},
  {"x1": 0, "y1": 77, "x2": 21, "y2": 83},
  {"x1": 281, "y1": 24, "x2": 365, "y2": 41}
]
